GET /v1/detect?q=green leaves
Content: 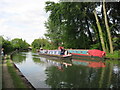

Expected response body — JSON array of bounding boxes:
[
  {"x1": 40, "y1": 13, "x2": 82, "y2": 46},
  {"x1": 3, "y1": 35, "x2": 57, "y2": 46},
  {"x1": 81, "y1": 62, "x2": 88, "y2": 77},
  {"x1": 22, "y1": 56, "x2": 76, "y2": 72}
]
[
  {"x1": 45, "y1": 2, "x2": 119, "y2": 50},
  {"x1": 31, "y1": 38, "x2": 52, "y2": 49},
  {"x1": 45, "y1": 2, "x2": 94, "y2": 49},
  {"x1": 11, "y1": 38, "x2": 29, "y2": 50},
  {"x1": 1, "y1": 36, "x2": 29, "y2": 54}
]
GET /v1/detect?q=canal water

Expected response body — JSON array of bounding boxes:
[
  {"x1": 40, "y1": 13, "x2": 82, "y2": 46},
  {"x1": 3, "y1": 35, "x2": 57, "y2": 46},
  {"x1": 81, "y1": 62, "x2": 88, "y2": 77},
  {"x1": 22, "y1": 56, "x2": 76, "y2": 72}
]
[{"x1": 12, "y1": 51, "x2": 120, "y2": 88}]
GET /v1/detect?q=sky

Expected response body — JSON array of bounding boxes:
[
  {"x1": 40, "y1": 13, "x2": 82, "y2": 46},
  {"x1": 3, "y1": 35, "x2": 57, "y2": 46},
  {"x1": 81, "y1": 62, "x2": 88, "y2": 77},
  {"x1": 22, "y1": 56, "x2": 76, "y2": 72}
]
[{"x1": 0, "y1": 0, "x2": 59, "y2": 44}]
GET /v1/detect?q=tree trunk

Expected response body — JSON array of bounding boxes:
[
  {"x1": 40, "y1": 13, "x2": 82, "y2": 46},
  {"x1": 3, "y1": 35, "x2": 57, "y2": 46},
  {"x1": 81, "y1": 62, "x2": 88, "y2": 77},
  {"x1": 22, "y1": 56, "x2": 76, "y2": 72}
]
[
  {"x1": 103, "y1": 0, "x2": 114, "y2": 54},
  {"x1": 93, "y1": 10, "x2": 106, "y2": 52}
]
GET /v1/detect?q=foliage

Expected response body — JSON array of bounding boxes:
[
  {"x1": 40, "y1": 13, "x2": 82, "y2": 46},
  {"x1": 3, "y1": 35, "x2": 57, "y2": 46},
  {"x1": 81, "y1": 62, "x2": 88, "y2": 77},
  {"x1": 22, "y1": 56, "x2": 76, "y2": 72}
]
[
  {"x1": 112, "y1": 36, "x2": 120, "y2": 50},
  {"x1": 11, "y1": 38, "x2": 29, "y2": 50},
  {"x1": 0, "y1": 36, "x2": 14, "y2": 54},
  {"x1": 90, "y1": 43, "x2": 101, "y2": 49},
  {"x1": 31, "y1": 38, "x2": 53, "y2": 49},
  {"x1": 45, "y1": 2, "x2": 98, "y2": 49},
  {"x1": 0, "y1": 36, "x2": 30, "y2": 54},
  {"x1": 106, "y1": 50, "x2": 120, "y2": 59},
  {"x1": 44, "y1": 1, "x2": 120, "y2": 51}
]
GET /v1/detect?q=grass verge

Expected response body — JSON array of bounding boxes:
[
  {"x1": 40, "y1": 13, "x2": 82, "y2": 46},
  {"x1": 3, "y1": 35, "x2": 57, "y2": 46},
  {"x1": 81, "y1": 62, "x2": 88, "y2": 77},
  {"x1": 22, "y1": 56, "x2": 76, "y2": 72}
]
[
  {"x1": 6, "y1": 59, "x2": 27, "y2": 88},
  {"x1": 106, "y1": 50, "x2": 120, "y2": 59}
]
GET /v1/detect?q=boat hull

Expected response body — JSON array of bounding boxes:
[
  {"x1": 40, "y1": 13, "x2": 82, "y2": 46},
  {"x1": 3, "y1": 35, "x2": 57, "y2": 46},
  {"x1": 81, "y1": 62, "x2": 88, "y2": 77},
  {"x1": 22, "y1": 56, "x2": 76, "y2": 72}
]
[
  {"x1": 39, "y1": 53, "x2": 72, "y2": 60},
  {"x1": 68, "y1": 49, "x2": 105, "y2": 61}
]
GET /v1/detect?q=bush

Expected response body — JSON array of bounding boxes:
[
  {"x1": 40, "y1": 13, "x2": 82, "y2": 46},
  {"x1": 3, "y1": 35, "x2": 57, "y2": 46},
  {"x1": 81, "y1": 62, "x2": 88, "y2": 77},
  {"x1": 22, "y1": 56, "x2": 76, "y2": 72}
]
[{"x1": 106, "y1": 50, "x2": 120, "y2": 58}]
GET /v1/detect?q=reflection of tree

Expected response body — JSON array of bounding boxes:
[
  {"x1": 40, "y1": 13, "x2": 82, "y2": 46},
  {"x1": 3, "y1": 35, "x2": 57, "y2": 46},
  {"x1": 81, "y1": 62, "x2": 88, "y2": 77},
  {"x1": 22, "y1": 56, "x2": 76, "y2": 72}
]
[
  {"x1": 112, "y1": 65, "x2": 120, "y2": 88},
  {"x1": 32, "y1": 57, "x2": 44, "y2": 64},
  {"x1": 98, "y1": 61, "x2": 120, "y2": 88},
  {"x1": 107, "y1": 63, "x2": 113, "y2": 88},
  {"x1": 107, "y1": 61, "x2": 120, "y2": 88},
  {"x1": 12, "y1": 53, "x2": 26, "y2": 64},
  {"x1": 12, "y1": 52, "x2": 120, "y2": 88},
  {"x1": 99, "y1": 67, "x2": 106, "y2": 88},
  {"x1": 45, "y1": 65, "x2": 104, "y2": 88}
]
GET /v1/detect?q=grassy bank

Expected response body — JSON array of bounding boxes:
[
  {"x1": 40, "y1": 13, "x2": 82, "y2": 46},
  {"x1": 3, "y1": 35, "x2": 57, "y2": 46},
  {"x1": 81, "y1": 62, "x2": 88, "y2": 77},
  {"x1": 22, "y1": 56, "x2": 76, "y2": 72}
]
[
  {"x1": 6, "y1": 59, "x2": 27, "y2": 88},
  {"x1": 106, "y1": 51, "x2": 120, "y2": 59}
]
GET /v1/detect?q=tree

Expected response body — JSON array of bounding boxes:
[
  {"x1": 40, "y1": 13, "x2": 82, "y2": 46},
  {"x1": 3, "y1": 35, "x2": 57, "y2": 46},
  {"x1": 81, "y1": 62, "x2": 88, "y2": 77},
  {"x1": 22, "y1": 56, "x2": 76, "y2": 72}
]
[
  {"x1": 45, "y1": 2, "x2": 97, "y2": 49},
  {"x1": 11, "y1": 38, "x2": 29, "y2": 50},
  {"x1": 103, "y1": 1, "x2": 113, "y2": 53},
  {"x1": 31, "y1": 38, "x2": 52, "y2": 49},
  {"x1": 93, "y1": 10, "x2": 106, "y2": 52},
  {"x1": 0, "y1": 36, "x2": 14, "y2": 54},
  {"x1": 45, "y1": 1, "x2": 120, "y2": 50}
]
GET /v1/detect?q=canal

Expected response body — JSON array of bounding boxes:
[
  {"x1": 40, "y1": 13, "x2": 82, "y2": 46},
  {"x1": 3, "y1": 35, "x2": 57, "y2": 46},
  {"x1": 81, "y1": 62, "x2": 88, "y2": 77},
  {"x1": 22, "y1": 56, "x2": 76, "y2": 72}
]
[{"x1": 12, "y1": 51, "x2": 120, "y2": 88}]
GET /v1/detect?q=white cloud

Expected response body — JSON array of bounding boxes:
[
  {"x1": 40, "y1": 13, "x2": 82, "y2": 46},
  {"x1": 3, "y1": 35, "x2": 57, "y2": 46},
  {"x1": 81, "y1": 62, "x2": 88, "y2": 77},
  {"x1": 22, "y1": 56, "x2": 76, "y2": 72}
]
[{"x1": 0, "y1": 0, "x2": 59, "y2": 44}]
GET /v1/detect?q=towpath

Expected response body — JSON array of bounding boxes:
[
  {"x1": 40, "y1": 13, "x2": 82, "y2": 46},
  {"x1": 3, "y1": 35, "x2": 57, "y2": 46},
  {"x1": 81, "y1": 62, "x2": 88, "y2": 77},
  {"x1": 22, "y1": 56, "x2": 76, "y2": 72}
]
[{"x1": 2, "y1": 60, "x2": 14, "y2": 88}]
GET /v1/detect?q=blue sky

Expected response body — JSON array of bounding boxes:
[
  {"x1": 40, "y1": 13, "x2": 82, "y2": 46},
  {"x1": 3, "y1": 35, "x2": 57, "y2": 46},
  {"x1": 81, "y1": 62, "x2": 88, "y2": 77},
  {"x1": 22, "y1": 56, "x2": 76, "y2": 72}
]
[{"x1": 0, "y1": 0, "x2": 58, "y2": 44}]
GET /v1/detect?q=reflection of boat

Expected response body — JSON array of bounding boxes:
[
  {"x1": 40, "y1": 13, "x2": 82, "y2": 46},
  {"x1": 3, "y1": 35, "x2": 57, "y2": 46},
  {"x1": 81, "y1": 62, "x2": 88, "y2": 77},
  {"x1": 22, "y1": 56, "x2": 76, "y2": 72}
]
[
  {"x1": 39, "y1": 57, "x2": 72, "y2": 71},
  {"x1": 72, "y1": 59, "x2": 106, "y2": 68},
  {"x1": 56, "y1": 62, "x2": 72, "y2": 71},
  {"x1": 68, "y1": 49, "x2": 106, "y2": 61}
]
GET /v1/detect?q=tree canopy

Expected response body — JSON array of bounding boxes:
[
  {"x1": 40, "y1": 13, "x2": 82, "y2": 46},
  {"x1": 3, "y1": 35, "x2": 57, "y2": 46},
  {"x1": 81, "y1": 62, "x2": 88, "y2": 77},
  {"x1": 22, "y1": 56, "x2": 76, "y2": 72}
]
[
  {"x1": 31, "y1": 38, "x2": 54, "y2": 49},
  {"x1": 11, "y1": 38, "x2": 29, "y2": 50},
  {"x1": 45, "y1": 1, "x2": 120, "y2": 52},
  {"x1": 0, "y1": 36, "x2": 30, "y2": 54}
]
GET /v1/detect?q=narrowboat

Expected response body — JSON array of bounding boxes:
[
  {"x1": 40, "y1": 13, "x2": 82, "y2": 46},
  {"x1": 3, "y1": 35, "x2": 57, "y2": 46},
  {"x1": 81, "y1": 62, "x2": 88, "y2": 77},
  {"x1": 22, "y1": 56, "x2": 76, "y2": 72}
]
[
  {"x1": 38, "y1": 46, "x2": 105, "y2": 61},
  {"x1": 68, "y1": 49, "x2": 106, "y2": 61},
  {"x1": 38, "y1": 49, "x2": 72, "y2": 60}
]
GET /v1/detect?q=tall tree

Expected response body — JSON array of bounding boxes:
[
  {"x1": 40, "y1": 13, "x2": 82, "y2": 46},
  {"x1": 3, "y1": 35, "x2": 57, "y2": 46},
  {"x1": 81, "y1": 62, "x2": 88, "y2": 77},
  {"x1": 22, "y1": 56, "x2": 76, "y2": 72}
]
[
  {"x1": 45, "y1": 2, "x2": 96, "y2": 49},
  {"x1": 93, "y1": 10, "x2": 106, "y2": 52},
  {"x1": 103, "y1": 1, "x2": 113, "y2": 53}
]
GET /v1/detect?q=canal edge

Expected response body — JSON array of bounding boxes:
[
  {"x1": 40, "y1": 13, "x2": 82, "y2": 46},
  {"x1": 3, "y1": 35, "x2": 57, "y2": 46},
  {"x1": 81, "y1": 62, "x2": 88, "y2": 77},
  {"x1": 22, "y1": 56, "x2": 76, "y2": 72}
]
[{"x1": 11, "y1": 60, "x2": 36, "y2": 89}]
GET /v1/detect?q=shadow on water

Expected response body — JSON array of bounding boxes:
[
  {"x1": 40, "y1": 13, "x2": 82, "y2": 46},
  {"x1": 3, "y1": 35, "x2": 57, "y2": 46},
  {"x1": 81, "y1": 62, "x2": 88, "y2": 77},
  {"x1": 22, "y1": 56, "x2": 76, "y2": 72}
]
[{"x1": 12, "y1": 51, "x2": 120, "y2": 88}]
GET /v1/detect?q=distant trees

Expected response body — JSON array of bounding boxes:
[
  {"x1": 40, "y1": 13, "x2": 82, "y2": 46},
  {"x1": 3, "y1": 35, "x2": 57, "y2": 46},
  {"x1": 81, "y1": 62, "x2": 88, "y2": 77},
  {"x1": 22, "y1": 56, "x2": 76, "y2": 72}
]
[
  {"x1": 11, "y1": 38, "x2": 29, "y2": 50},
  {"x1": 31, "y1": 38, "x2": 53, "y2": 49},
  {"x1": 0, "y1": 36, "x2": 29, "y2": 54}
]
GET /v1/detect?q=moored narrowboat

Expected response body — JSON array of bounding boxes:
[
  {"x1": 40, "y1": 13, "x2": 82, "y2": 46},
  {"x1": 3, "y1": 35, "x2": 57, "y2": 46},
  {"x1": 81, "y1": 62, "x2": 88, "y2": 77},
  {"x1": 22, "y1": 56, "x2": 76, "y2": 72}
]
[
  {"x1": 38, "y1": 49, "x2": 72, "y2": 60},
  {"x1": 68, "y1": 49, "x2": 106, "y2": 61},
  {"x1": 38, "y1": 46, "x2": 105, "y2": 61}
]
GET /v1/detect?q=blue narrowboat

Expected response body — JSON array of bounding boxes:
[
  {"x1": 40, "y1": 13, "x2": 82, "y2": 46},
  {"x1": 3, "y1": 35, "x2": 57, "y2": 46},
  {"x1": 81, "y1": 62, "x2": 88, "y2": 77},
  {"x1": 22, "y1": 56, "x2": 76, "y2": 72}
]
[{"x1": 39, "y1": 49, "x2": 72, "y2": 59}]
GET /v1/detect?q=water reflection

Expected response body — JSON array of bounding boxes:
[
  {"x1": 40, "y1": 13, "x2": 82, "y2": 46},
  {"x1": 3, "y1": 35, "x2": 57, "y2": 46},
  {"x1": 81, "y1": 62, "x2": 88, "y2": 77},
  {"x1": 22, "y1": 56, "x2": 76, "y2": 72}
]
[
  {"x1": 45, "y1": 64, "x2": 104, "y2": 88},
  {"x1": 32, "y1": 57, "x2": 44, "y2": 65},
  {"x1": 72, "y1": 59, "x2": 106, "y2": 68},
  {"x1": 12, "y1": 52, "x2": 26, "y2": 64},
  {"x1": 12, "y1": 52, "x2": 120, "y2": 88}
]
